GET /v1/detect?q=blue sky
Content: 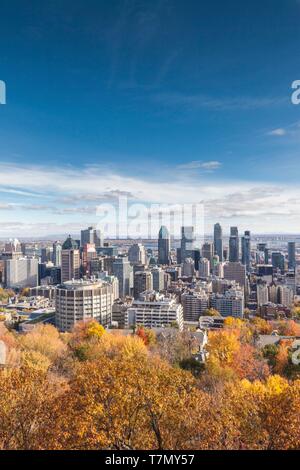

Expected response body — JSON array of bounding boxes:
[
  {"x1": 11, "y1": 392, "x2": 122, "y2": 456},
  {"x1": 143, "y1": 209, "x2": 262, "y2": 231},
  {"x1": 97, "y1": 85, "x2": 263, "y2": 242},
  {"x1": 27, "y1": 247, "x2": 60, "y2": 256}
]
[{"x1": 0, "y1": 0, "x2": 300, "y2": 237}]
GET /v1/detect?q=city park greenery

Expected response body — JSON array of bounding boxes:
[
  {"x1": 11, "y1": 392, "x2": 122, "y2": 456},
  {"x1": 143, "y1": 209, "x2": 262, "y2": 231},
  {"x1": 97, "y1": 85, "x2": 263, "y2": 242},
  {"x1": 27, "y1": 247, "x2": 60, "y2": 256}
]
[{"x1": 0, "y1": 314, "x2": 300, "y2": 450}]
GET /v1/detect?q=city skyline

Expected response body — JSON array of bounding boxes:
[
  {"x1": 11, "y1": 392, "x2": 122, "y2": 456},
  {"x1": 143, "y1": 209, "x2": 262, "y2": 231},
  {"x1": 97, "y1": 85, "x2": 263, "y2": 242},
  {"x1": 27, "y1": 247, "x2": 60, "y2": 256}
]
[{"x1": 1, "y1": 1, "x2": 300, "y2": 457}]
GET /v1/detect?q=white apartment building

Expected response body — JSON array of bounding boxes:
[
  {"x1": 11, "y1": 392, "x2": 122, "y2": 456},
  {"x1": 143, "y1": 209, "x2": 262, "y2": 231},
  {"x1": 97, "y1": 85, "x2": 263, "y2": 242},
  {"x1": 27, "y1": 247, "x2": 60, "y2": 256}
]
[
  {"x1": 126, "y1": 291, "x2": 184, "y2": 331},
  {"x1": 5, "y1": 257, "x2": 39, "y2": 289},
  {"x1": 55, "y1": 279, "x2": 114, "y2": 332},
  {"x1": 199, "y1": 258, "x2": 210, "y2": 278},
  {"x1": 278, "y1": 285, "x2": 294, "y2": 307},
  {"x1": 257, "y1": 283, "x2": 269, "y2": 306}
]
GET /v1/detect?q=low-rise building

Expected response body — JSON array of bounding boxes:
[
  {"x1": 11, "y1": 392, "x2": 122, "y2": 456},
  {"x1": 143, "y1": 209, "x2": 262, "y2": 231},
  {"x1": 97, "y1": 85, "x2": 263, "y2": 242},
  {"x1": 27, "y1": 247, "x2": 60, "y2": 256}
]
[{"x1": 127, "y1": 291, "x2": 184, "y2": 330}]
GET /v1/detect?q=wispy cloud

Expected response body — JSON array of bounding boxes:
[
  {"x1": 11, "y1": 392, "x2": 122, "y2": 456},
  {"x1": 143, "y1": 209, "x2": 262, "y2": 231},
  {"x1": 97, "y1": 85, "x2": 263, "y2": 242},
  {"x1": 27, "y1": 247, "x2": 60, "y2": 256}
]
[
  {"x1": 267, "y1": 128, "x2": 287, "y2": 136},
  {"x1": 266, "y1": 121, "x2": 300, "y2": 138},
  {"x1": 177, "y1": 160, "x2": 222, "y2": 171},
  {"x1": 152, "y1": 92, "x2": 286, "y2": 111},
  {"x1": 0, "y1": 162, "x2": 299, "y2": 235}
]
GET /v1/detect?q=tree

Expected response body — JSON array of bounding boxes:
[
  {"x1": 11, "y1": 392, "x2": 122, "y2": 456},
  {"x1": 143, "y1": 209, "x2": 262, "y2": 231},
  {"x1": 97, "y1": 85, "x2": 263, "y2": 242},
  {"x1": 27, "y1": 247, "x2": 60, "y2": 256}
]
[
  {"x1": 136, "y1": 327, "x2": 156, "y2": 346},
  {"x1": 0, "y1": 366, "x2": 64, "y2": 450},
  {"x1": 273, "y1": 340, "x2": 291, "y2": 375},
  {"x1": 20, "y1": 287, "x2": 30, "y2": 297},
  {"x1": 71, "y1": 319, "x2": 105, "y2": 344},
  {"x1": 154, "y1": 330, "x2": 198, "y2": 366},
  {"x1": 275, "y1": 320, "x2": 300, "y2": 337},
  {"x1": 19, "y1": 324, "x2": 67, "y2": 363},
  {"x1": 49, "y1": 353, "x2": 210, "y2": 450},
  {"x1": 262, "y1": 343, "x2": 278, "y2": 369},
  {"x1": 250, "y1": 317, "x2": 273, "y2": 335},
  {"x1": 203, "y1": 308, "x2": 221, "y2": 317},
  {"x1": 0, "y1": 288, "x2": 15, "y2": 301}
]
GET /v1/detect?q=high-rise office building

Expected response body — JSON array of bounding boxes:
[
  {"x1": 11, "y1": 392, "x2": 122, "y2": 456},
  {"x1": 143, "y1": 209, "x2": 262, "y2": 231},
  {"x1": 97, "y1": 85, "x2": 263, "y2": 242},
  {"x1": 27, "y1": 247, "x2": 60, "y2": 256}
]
[
  {"x1": 192, "y1": 248, "x2": 201, "y2": 271},
  {"x1": 52, "y1": 241, "x2": 62, "y2": 267},
  {"x1": 182, "y1": 257, "x2": 195, "y2": 277},
  {"x1": 41, "y1": 247, "x2": 53, "y2": 264},
  {"x1": 229, "y1": 227, "x2": 239, "y2": 262},
  {"x1": 61, "y1": 236, "x2": 80, "y2": 282},
  {"x1": 264, "y1": 248, "x2": 269, "y2": 264},
  {"x1": 158, "y1": 226, "x2": 170, "y2": 265},
  {"x1": 180, "y1": 226, "x2": 195, "y2": 262},
  {"x1": 202, "y1": 242, "x2": 214, "y2": 265},
  {"x1": 272, "y1": 252, "x2": 285, "y2": 273},
  {"x1": 199, "y1": 258, "x2": 210, "y2": 278},
  {"x1": 82, "y1": 243, "x2": 97, "y2": 276},
  {"x1": 151, "y1": 266, "x2": 165, "y2": 292},
  {"x1": 128, "y1": 243, "x2": 146, "y2": 265},
  {"x1": 214, "y1": 223, "x2": 223, "y2": 262},
  {"x1": 241, "y1": 230, "x2": 251, "y2": 271},
  {"x1": 81, "y1": 226, "x2": 103, "y2": 248},
  {"x1": 112, "y1": 257, "x2": 133, "y2": 297},
  {"x1": 224, "y1": 261, "x2": 246, "y2": 290},
  {"x1": 288, "y1": 242, "x2": 296, "y2": 271},
  {"x1": 133, "y1": 270, "x2": 153, "y2": 299}
]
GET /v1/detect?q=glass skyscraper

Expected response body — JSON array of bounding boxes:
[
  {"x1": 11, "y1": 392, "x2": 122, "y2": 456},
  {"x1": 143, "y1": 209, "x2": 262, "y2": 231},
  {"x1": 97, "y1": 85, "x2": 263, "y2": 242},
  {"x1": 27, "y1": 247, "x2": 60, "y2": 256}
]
[
  {"x1": 214, "y1": 223, "x2": 223, "y2": 262},
  {"x1": 158, "y1": 226, "x2": 170, "y2": 265},
  {"x1": 229, "y1": 226, "x2": 239, "y2": 262}
]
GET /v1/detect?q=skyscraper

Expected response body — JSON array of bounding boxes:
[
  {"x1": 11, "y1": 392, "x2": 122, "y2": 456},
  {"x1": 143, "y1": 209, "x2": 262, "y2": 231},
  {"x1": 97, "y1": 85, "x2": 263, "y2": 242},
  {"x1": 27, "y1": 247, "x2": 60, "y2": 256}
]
[
  {"x1": 272, "y1": 252, "x2": 285, "y2": 273},
  {"x1": 214, "y1": 223, "x2": 223, "y2": 262},
  {"x1": 81, "y1": 226, "x2": 103, "y2": 248},
  {"x1": 241, "y1": 230, "x2": 251, "y2": 271},
  {"x1": 112, "y1": 257, "x2": 133, "y2": 297},
  {"x1": 82, "y1": 243, "x2": 97, "y2": 275},
  {"x1": 158, "y1": 226, "x2": 170, "y2": 265},
  {"x1": 202, "y1": 242, "x2": 214, "y2": 265},
  {"x1": 61, "y1": 236, "x2": 80, "y2": 282},
  {"x1": 180, "y1": 226, "x2": 195, "y2": 262},
  {"x1": 182, "y1": 257, "x2": 195, "y2": 277},
  {"x1": 41, "y1": 247, "x2": 53, "y2": 264},
  {"x1": 151, "y1": 266, "x2": 165, "y2": 292},
  {"x1": 288, "y1": 242, "x2": 296, "y2": 271},
  {"x1": 52, "y1": 241, "x2": 62, "y2": 267},
  {"x1": 133, "y1": 270, "x2": 153, "y2": 299},
  {"x1": 229, "y1": 226, "x2": 239, "y2": 262},
  {"x1": 128, "y1": 243, "x2": 146, "y2": 265},
  {"x1": 224, "y1": 261, "x2": 246, "y2": 290}
]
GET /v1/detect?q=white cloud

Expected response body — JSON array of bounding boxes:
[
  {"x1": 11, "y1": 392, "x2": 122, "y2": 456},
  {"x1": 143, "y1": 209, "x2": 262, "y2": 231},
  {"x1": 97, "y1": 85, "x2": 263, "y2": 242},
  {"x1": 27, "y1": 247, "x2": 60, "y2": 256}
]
[
  {"x1": 177, "y1": 160, "x2": 222, "y2": 171},
  {"x1": 267, "y1": 128, "x2": 287, "y2": 136},
  {"x1": 0, "y1": 162, "x2": 299, "y2": 235}
]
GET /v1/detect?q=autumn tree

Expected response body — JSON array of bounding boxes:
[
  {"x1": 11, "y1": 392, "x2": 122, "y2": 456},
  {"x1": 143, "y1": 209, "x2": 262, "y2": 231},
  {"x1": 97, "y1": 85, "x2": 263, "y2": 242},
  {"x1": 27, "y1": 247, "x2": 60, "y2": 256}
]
[
  {"x1": 0, "y1": 366, "x2": 64, "y2": 450},
  {"x1": 19, "y1": 324, "x2": 67, "y2": 365},
  {"x1": 136, "y1": 327, "x2": 156, "y2": 346},
  {"x1": 49, "y1": 351, "x2": 210, "y2": 450},
  {"x1": 203, "y1": 308, "x2": 221, "y2": 317},
  {"x1": 275, "y1": 320, "x2": 300, "y2": 337},
  {"x1": 154, "y1": 330, "x2": 199, "y2": 366}
]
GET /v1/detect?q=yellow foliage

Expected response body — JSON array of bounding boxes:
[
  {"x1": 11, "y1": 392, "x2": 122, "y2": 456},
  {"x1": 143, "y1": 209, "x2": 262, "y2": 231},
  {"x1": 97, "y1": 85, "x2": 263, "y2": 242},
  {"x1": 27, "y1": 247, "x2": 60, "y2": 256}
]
[
  {"x1": 19, "y1": 324, "x2": 67, "y2": 362},
  {"x1": 21, "y1": 350, "x2": 51, "y2": 372}
]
